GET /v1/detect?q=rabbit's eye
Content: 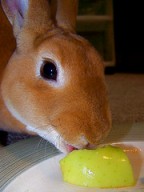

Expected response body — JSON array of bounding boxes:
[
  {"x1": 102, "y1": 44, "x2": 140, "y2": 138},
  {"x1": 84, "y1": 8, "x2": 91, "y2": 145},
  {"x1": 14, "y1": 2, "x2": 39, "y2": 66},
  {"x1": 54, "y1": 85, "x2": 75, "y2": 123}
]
[{"x1": 40, "y1": 61, "x2": 57, "y2": 81}]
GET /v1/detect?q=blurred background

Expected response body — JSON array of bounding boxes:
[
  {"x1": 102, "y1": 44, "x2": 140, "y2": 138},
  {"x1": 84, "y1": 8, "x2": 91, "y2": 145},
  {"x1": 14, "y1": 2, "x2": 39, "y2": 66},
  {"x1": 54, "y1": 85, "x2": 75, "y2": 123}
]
[{"x1": 77, "y1": 0, "x2": 144, "y2": 73}]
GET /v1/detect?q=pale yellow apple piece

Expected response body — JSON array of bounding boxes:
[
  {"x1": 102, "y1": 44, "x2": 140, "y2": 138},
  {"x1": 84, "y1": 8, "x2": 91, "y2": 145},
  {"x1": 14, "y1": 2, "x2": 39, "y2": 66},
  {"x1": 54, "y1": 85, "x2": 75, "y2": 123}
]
[{"x1": 60, "y1": 145, "x2": 135, "y2": 188}]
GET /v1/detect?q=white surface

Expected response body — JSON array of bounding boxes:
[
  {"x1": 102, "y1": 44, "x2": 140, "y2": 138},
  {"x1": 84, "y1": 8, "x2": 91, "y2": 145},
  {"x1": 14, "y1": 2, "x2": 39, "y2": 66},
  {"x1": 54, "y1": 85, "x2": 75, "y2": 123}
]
[{"x1": 3, "y1": 141, "x2": 144, "y2": 192}]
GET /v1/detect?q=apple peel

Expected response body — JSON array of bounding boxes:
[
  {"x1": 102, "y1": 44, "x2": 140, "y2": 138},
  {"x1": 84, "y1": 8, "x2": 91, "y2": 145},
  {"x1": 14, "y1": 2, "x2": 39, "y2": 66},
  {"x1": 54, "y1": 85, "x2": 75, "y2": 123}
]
[{"x1": 60, "y1": 145, "x2": 135, "y2": 188}]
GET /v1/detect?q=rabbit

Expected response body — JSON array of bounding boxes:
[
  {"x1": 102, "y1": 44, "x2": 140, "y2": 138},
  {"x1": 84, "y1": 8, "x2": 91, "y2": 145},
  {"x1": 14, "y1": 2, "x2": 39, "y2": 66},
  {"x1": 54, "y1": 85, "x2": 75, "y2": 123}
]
[{"x1": 0, "y1": 0, "x2": 111, "y2": 153}]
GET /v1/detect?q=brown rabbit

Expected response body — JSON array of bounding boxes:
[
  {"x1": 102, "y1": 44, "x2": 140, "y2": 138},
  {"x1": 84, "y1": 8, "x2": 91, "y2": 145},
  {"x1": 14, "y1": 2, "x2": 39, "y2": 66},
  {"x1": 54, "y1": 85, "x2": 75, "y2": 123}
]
[{"x1": 0, "y1": 0, "x2": 111, "y2": 153}]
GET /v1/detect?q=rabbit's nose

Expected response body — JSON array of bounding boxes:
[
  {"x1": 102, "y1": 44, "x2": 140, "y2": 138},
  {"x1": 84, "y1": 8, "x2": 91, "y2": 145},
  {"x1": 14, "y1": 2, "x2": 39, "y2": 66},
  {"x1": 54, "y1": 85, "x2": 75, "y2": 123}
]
[
  {"x1": 85, "y1": 143, "x2": 96, "y2": 150},
  {"x1": 79, "y1": 135, "x2": 89, "y2": 147},
  {"x1": 79, "y1": 136, "x2": 96, "y2": 150}
]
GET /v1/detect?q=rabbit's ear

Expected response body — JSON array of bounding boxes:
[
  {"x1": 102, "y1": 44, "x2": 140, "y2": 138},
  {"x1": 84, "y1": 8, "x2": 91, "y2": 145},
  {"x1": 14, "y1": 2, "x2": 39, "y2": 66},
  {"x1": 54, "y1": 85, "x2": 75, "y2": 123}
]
[
  {"x1": 56, "y1": 0, "x2": 79, "y2": 33},
  {"x1": 1, "y1": 0, "x2": 53, "y2": 37},
  {"x1": 1, "y1": 0, "x2": 28, "y2": 36}
]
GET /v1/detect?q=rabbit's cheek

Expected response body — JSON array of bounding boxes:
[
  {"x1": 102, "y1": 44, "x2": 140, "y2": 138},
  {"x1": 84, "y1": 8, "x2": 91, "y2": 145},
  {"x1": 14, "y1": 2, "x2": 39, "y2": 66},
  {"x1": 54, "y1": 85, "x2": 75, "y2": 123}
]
[
  {"x1": 26, "y1": 125, "x2": 59, "y2": 146},
  {"x1": 26, "y1": 125, "x2": 76, "y2": 153}
]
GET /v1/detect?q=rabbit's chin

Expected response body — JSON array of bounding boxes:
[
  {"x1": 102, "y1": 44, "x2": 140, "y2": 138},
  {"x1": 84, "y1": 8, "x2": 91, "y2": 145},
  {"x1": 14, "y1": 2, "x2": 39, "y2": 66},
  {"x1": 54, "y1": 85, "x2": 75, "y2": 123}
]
[{"x1": 26, "y1": 125, "x2": 78, "y2": 153}]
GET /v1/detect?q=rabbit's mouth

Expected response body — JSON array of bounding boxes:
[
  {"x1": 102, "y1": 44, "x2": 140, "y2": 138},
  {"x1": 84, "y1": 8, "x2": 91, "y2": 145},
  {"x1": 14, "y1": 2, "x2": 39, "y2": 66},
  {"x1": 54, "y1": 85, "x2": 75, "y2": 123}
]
[
  {"x1": 62, "y1": 137, "x2": 95, "y2": 153},
  {"x1": 64, "y1": 142, "x2": 96, "y2": 153},
  {"x1": 65, "y1": 144, "x2": 78, "y2": 152},
  {"x1": 26, "y1": 125, "x2": 94, "y2": 153},
  {"x1": 59, "y1": 139, "x2": 80, "y2": 153}
]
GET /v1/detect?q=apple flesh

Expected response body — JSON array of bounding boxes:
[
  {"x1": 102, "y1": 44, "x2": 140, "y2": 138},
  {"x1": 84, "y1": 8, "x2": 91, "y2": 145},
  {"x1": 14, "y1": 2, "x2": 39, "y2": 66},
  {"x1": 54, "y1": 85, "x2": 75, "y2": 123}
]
[{"x1": 60, "y1": 145, "x2": 135, "y2": 188}]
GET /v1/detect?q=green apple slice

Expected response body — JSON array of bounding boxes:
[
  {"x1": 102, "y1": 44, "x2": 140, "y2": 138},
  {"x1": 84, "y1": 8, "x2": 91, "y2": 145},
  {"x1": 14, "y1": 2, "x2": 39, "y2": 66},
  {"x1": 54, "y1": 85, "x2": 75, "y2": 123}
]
[{"x1": 60, "y1": 145, "x2": 135, "y2": 188}]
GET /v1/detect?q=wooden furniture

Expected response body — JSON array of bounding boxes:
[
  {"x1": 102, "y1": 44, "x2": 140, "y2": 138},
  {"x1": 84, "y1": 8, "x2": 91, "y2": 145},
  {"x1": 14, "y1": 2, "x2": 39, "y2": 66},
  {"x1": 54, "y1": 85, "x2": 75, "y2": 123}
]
[{"x1": 77, "y1": 0, "x2": 115, "y2": 67}]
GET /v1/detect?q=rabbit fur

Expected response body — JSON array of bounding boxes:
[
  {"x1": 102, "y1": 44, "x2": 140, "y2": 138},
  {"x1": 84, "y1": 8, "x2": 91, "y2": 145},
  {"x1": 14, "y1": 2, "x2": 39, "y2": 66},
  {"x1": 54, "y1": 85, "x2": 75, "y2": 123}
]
[{"x1": 0, "y1": 0, "x2": 111, "y2": 153}]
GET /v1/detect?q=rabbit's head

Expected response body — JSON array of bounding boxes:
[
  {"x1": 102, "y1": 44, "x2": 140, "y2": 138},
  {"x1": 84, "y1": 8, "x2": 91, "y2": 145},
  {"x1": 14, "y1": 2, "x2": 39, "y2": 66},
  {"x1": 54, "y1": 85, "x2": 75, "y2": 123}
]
[{"x1": 1, "y1": 0, "x2": 111, "y2": 153}]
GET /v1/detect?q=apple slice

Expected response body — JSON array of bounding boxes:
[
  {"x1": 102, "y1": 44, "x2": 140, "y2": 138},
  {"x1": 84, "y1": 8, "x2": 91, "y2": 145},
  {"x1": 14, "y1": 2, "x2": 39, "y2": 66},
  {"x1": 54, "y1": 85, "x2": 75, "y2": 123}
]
[{"x1": 60, "y1": 145, "x2": 135, "y2": 188}]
